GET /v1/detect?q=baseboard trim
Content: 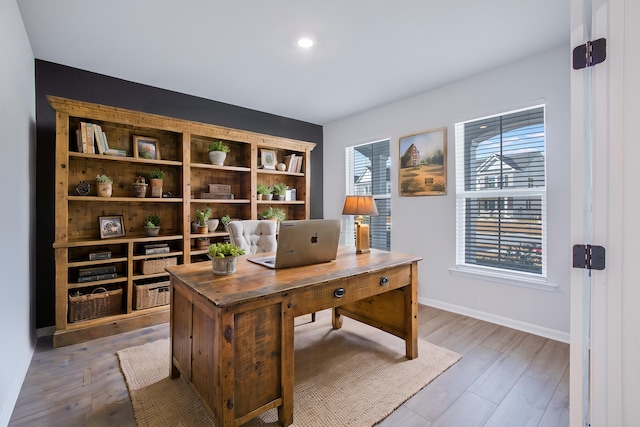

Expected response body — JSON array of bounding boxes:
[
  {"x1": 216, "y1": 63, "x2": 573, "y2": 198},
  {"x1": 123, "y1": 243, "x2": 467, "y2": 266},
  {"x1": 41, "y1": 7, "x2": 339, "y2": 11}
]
[
  {"x1": 419, "y1": 297, "x2": 570, "y2": 343},
  {"x1": 36, "y1": 325, "x2": 55, "y2": 338},
  {"x1": 0, "y1": 346, "x2": 34, "y2": 427}
]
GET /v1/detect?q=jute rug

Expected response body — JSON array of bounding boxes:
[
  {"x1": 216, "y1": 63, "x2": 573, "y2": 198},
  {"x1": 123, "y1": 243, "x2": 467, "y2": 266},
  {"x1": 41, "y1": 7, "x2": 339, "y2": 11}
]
[{"x1": 118, "y1": 314, "x2": 461, "y2": 427}]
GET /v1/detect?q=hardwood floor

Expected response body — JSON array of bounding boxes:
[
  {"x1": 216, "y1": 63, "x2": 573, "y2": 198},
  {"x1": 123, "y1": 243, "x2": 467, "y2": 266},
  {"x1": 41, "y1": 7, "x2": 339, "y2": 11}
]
[{"x1": 9, "y1": 305, "x2": 569, "y2": 426}]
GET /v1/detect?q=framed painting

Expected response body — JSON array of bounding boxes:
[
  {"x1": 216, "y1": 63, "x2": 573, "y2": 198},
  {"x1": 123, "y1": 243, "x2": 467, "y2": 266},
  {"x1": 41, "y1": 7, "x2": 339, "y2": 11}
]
[
  {"x1": 399, "y1": 127, "x2": 447, "y2": 196},
  {"x1": 260, "y1": 149, "x2": 277, "y2": 170},
  {"x1": 99, "y1": 215, "x2": 125, "y2": 239},
  {"x1": 133, "y1": 135, "x2": 161, "y2": 160}
]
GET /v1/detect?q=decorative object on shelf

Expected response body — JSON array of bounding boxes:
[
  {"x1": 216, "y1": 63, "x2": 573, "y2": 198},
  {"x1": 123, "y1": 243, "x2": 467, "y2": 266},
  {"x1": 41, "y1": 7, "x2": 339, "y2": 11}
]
[
  {"x1": 143, "y1": 214, "x2": 161, "y2": 237},
  {"x1": 195, "y1": 206, "x2": 213, "y2": 233},
  {"x1": 399, "y1": 127, "x2": 447, "y2": 196},
  {"x1": 208, "y1": 242, "x2": 246, "y2": 275},
  {"x1": 95, "y1": 174, "x2": 113, "y2": 198},
  {"x1": 260, "y1": 149, "x2": 277, "y2": 170},
  {"x1": 148, "y1": 170, "x2": 165, "y2": 198},
  {"x1": 208, "y1": 140, "x2": 230, "y2": 166},
  {"x1": 276, "y1": 162, "x2": 287, "y2": 171},
  {"x1": 261, "y1": 206, "x2": 286, "y2": 223},
  {"x1": 272, "y1": 182, "x2": 287, "y2": 200},
  {"x1": 68, "y1": 286, "x2": 123, "y2": 323},
  {"x1": 132, "y1": 176, "x2": 148, "y2": 198},
  {"x1": 256, "y1": 184, "x2": 272, "y2": 201},
  {"x1": 207, "y1": 218, "x2": 219, "y2": 232},
  {"x1": 196, "y1": 237, "x2": 210, "y2": 250},
  {"x1": 133, "y1": 135, "x2": 161, "y2": 160},
  {"x1": 75, "y1": 181, "x2": 91, "y2": 196},
  {"x1": 98, "y1": 215, "x2": 125, "y2": 239},
  {"x1": 221, "y1": 215, "x2": 231, "y2": 232},
  {"x1": 201, "y1": 183, "x2": 233, "y2": 199},
  {"x1": 342, "y1": 195, "x2": 379, "y2": 254}
]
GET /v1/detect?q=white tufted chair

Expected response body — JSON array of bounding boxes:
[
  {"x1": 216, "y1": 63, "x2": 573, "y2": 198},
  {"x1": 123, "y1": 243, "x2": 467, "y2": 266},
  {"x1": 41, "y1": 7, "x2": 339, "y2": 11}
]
[{"x1": 227, "y1": 220, "x2": 277, "y2": 254}]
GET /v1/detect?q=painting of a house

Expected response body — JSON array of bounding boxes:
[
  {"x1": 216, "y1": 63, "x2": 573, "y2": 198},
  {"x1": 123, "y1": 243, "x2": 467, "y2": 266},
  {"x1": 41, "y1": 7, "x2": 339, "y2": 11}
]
[{"x1": 399, "y1": 127, "x2": 447, "y2": 196}]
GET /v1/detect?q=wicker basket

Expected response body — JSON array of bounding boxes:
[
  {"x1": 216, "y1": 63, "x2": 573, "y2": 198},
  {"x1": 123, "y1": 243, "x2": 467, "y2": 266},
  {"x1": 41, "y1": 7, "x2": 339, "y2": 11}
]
[
  {"x1": 134, "y1": 281, "x2": 170, "y2": 309},
  {"x1": 140, "y1": 257, "x2": 177, "y2": 275},
  {"x1": 68, "y1": 286, "x2": 122, "y2": 323}
]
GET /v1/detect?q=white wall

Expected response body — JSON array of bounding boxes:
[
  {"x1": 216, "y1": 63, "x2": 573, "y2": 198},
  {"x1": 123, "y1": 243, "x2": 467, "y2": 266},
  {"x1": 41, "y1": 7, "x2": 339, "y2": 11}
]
[
  {"x1": 0, "y1": 0, "x2": 36, "y2": 425},
  {"x1": 622, "y1": 0, "x2": 640, "y2": 421},
  {"x1": 324, "y1": 45, "x2": 571, "y2": 341}
]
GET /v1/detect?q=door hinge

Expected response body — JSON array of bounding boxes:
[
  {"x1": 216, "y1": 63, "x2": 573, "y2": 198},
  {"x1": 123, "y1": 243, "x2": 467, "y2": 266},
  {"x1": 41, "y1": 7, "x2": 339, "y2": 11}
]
[
  {"x1": 573, "y1": 38, "x2": 606, "y2": 70},
  {"x1": 572, "y1": 244, "x2": 606, "y2": 270}
]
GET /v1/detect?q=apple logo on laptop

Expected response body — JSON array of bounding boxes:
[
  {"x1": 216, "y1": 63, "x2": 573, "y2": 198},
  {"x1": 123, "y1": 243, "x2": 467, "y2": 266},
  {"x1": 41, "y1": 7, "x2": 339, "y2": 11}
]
[{"x1": 311, "y1": 233, "x2": 318, "y2": 244}]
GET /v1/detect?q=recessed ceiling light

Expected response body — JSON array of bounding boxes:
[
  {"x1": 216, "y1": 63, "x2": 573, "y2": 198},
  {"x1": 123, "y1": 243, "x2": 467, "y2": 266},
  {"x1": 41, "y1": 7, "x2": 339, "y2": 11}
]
[{"x1": 297, "y1": 38, "x2": 314, "y2": 48}]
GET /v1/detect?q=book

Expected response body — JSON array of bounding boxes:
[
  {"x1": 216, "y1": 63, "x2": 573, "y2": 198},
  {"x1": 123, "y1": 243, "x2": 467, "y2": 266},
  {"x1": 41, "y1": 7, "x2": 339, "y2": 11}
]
[
  {"x1": 84, "y1": 122, "x2": 95, "y2": 154},
  {"x1": 145, "y1": 247, "x2": 171, "y2": 255},
  {"x1": 77, "y1": 272, "x2": 118, "y2": 283},
  {"x1": 200, "y1": 193, "x2": 234, "y2": 199},
  {"x1": 284, "y1": 154, "x2": 297, "y2": 172},
  {"x1": 93, "y1": 124, "x2": 105, "y2": 154},
  {"x1": 89, "y1": 251, "x2": 112, "y2": 260},
  {"x1": 295, "y1": 156, "x2": 303, "y2": 173},
  {"x1": 104, "y1": 148, "x2": 126, "y2": 157},
  {"x1": 79, "y1": 122, "x2": 88, "y2": 153},
  {"x1": 79, "y1": 265, "x2": 117, "y2": 277}
]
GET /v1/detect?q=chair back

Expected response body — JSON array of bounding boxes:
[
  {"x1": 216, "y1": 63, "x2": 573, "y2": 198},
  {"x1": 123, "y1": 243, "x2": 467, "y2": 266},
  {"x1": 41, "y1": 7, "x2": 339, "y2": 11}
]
[{"x1": 227, "y1": 220, "x2": 277, "y2": 254}]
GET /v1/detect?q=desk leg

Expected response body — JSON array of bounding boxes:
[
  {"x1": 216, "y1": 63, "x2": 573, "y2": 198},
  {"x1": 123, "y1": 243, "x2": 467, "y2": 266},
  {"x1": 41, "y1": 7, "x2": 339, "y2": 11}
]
[
  {"x1": 405, "y1": 262, "x2": 419, "y2": 359},
  {"x1": 278, "y1": 305, "x2": 295, "y2": 427},
  {"x1": 331, "y1": 307, "x2": 343, "y2": 329}
]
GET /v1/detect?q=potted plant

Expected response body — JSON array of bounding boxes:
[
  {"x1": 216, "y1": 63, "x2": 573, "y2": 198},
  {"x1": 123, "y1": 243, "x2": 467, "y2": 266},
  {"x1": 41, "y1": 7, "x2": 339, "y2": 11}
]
[
  {"x1": 257, "y1": 184, "x2": 272, "y2": 201},
  {"x1": 194, "y1": 206, "x2": 213, "y2": 233},
  {"x1": 208, "y1": 140, "x2": 230, "y2": 166},
  {"x1": 95, "y1": 174, "x2": 113, "y2": 197},
  {"x1": 208, "y1": 242, "x2": 246, "y2": 275},
  {"x1": 261, "y1": 206, "x2": 286, "y2": 222},
  {"x1": 221, "y1": 214, "x2": 232, "y2": 232},
  {"x1": 272, "y1": 182, "x2": 287, "y2": 200},
  {"x1": 148, "y1": 169, "x2": 165, "y2": 198},
  {"x1": 132, "y1": 175, "x2": 148, "y2": 198},
  {"x1": 143, "y1": 214, "x2": 161, "y2": 237}
]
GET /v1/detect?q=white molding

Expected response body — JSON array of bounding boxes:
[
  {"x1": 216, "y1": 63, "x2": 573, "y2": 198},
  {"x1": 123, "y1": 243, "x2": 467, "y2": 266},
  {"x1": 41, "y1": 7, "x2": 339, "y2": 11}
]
[
  {"x1": 420, "y1": 297, "x2": 570, "y2": 344},
  {"x1": 0, "y1": 347, "x2": 33, "y2": 427}
]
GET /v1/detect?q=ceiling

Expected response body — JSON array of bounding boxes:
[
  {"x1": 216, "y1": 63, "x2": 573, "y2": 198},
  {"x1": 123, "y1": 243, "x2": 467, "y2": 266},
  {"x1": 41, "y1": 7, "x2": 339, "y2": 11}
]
[{"x1": 17, "y1": 0, "x2": 569, "y2": 125}]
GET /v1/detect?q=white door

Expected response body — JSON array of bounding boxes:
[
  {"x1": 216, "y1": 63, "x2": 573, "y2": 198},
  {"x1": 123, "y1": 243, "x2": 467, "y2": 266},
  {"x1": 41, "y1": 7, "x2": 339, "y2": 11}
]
[{"x1": 569, "y1": 0, "x2": 626, "y2": 425}]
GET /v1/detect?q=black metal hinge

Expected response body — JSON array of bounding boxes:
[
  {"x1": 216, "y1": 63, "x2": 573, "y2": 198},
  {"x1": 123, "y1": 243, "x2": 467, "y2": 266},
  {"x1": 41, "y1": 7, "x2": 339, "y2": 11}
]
[
  {"x1": 573, "y1": 244, "x2": 606, "y2": 270},
  {"x1": 573, "y1": 38, "x2": 607, "y2": 70}
]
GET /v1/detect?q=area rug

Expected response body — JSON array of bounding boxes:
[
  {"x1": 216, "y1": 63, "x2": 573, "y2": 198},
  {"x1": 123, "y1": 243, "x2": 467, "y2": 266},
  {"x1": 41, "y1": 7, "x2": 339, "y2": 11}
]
[{"x1": 118, "y1": 314, "x2": 461, "y2": 427}]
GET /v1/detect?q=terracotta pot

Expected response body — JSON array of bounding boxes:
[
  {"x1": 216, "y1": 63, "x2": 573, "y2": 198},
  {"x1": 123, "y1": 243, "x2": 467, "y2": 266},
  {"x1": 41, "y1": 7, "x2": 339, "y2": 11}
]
[
  {"x1": 149, "y1": 178, "x2": 163, "y2": 198},
  {"x1": 197, "y1": 225, "x2": 208, "y2": 234},
  {"x1": 96, "y1": 182, "x2": 112, "y2": 198}
]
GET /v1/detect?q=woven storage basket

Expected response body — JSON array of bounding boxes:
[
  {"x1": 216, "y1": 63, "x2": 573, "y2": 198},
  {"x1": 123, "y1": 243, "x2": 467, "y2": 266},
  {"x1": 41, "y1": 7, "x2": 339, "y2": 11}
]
[
  {"x1": 140, "y1": 257, "x2": 177, "y2": 275},
  {"x1": 134, "y1": 281, "x2": 170, "y2": 309},
  {"x1": 68, "y1": 286, "x2": 122, "y2": 323}
]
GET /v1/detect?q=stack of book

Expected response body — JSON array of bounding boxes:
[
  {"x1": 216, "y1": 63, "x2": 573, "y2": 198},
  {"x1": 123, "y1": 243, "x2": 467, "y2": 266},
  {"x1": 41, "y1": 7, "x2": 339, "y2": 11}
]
[
  {"x1": 143, "y1": 243, "x2": 171, "y2": 255},
  {"x1": 77, "y1": 265, "x2": 117, "y2": 283},
  {"x1": 283, "y1": 154, "x2": 303, "y2": 173},
  {"x1": 88, "y1": 249, "x2": 112, "y2": 261},
  {"x1": 200, "y1": 183, "x2": 234, "y2": 199},
  {"x1": 76, "y1": 121, "x2": 126, "y2": 156}
]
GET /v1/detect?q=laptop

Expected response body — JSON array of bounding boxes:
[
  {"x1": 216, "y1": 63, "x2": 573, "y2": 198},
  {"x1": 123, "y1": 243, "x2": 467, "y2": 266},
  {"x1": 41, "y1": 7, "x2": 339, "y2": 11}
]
[{"x1": 248, "y1": 219, "x2": 341, "y2": 269}]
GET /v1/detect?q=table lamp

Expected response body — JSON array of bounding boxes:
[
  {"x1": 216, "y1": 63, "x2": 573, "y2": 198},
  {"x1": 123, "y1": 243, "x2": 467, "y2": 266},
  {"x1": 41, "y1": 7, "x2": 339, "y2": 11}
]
[{"x1": 342, "y1": 195, "x2": 379, "y2": 254}]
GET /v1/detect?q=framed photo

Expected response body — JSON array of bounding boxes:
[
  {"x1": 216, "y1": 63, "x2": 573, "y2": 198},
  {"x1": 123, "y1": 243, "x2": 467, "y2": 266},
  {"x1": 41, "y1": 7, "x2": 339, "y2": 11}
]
[
  {"x1": 261, "y1": 149, "x2": 277, "y2": 170},
  {"x1": 133, "y1": 136, "x2": 161, "y2": 160},
  {"x1": 99, "y1": 215, "x2": 125, "y2": 239},
  {"x1": 399, "y1": 127, "x2": 447, "y2": 196}
]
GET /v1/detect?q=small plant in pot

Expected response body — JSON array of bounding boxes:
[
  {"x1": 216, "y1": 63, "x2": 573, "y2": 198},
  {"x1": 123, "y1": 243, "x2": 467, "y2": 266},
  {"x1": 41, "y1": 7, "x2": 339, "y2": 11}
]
[
  {"x1": 208, "y1": 140, "x2": 230, "y2": 166},
  {"x1": 143, "y1": 214, "x2": 161, "y2": 237},
  {"x1": 208, "y1": 242, "x2": 246, "y2": 275},
  {"x1": 256, "y1": 184, "x2": 272, "y2": 201},
  {"x1": 195, "y1": 206, "x2": 213, "y2": 233},
  {"x1": 132, "y1": 175, "x2": 148, "y2": 198},
  {"x1": 261, "y1": 206, "x2": 286, "y2": 222},
  {"x1": 271, "y1": 182, "x2": 287, "y2": 200},
  {"x1": 148, "y1": 169, "x2": 165, "y2": 198},
  {"x1": 95, "y1": 174, "x2": 113, "y2": 197}
]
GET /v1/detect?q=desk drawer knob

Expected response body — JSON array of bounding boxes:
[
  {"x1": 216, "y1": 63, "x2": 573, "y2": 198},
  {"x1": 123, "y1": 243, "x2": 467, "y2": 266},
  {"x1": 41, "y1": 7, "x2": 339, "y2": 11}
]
[
  {"x1": 334, "y1": 288, "x2": 346, "y2": 298},
  {"x1": 380, "y1": 276, "x2": 389, "y2": 286}
]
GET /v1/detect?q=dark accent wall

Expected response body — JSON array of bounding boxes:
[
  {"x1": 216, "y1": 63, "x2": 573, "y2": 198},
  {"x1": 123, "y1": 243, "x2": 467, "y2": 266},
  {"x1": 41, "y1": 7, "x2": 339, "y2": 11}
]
[{"x1": 35, "y1": 60, "x2": 323, "y2": 328}]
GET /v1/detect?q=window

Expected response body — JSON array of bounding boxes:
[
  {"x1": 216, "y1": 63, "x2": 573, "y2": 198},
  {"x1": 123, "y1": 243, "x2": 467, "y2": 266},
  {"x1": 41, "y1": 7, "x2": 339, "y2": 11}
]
[
  {"x1": 455, "y1": 106, "x2": 546, "y2": 276},
  {"x1": 345, "y1": 140, "x2": 391, "y2": 251}
]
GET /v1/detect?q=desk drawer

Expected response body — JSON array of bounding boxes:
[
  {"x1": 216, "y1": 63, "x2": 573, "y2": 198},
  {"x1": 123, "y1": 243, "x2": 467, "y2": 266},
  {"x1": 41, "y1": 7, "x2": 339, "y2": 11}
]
[{"x1": 291, "y1": 264, "x2": 412, "y2": 315}]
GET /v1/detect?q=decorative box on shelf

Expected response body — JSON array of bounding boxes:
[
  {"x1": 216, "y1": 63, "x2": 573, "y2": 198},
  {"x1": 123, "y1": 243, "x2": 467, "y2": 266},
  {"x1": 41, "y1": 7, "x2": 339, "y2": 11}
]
[
  {"x1": 139, "y1": 257, "x2": 177, "y2": 275},
  {"x1": 68, "y1": 286, "x2": 123, "y2": 323},
  {"x1": 134, "y1": 281, "x2": 170, "y2": 310}
]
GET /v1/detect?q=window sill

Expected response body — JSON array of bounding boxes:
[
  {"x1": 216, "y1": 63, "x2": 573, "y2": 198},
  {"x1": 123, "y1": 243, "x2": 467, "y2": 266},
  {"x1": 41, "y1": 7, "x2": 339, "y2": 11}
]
[{"x1": 448, "y1": 265, "x2": 557, "y2": 292}]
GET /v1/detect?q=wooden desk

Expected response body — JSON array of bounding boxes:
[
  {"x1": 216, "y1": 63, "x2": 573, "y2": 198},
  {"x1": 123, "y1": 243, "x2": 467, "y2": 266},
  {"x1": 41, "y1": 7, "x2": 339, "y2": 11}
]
[{"x1": 166, "y1": 247, "x2": 421, "y2": 427}]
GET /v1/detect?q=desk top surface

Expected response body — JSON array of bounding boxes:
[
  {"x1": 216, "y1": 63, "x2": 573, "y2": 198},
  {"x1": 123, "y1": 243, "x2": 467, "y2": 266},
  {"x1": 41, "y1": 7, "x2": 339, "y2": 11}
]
[{"x1": 166, "y1": 247, "x2": 421, "y2": 307}]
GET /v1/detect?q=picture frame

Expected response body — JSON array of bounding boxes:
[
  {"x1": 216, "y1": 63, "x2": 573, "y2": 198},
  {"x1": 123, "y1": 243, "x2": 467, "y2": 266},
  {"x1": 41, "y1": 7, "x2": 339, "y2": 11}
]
[
  {"x1": 99, "y1": 215, "x2": 125, "y2": 239},
  {"x1": 133, "y1": 135, "x2": 161, "y2": 160},
  {"x1": 260, "y1": 149, "x2": 277, "y2": 170},
  {"x1": 398, "y1": 127, "x2": 447, "y2": 196}
]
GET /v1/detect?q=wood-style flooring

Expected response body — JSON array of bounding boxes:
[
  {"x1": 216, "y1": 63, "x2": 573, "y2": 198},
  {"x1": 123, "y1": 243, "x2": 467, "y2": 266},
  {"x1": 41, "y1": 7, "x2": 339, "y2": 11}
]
[{"x1": 9, "y1": 305, "x2": 569, "y2": 426}]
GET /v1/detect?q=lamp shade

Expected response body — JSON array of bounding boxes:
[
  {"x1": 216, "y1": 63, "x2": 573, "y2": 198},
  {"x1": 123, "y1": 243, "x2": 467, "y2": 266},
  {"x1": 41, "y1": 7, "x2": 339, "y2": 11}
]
[{"x1": 342, "y1": 195, "x2": 379, "y2": 216}]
